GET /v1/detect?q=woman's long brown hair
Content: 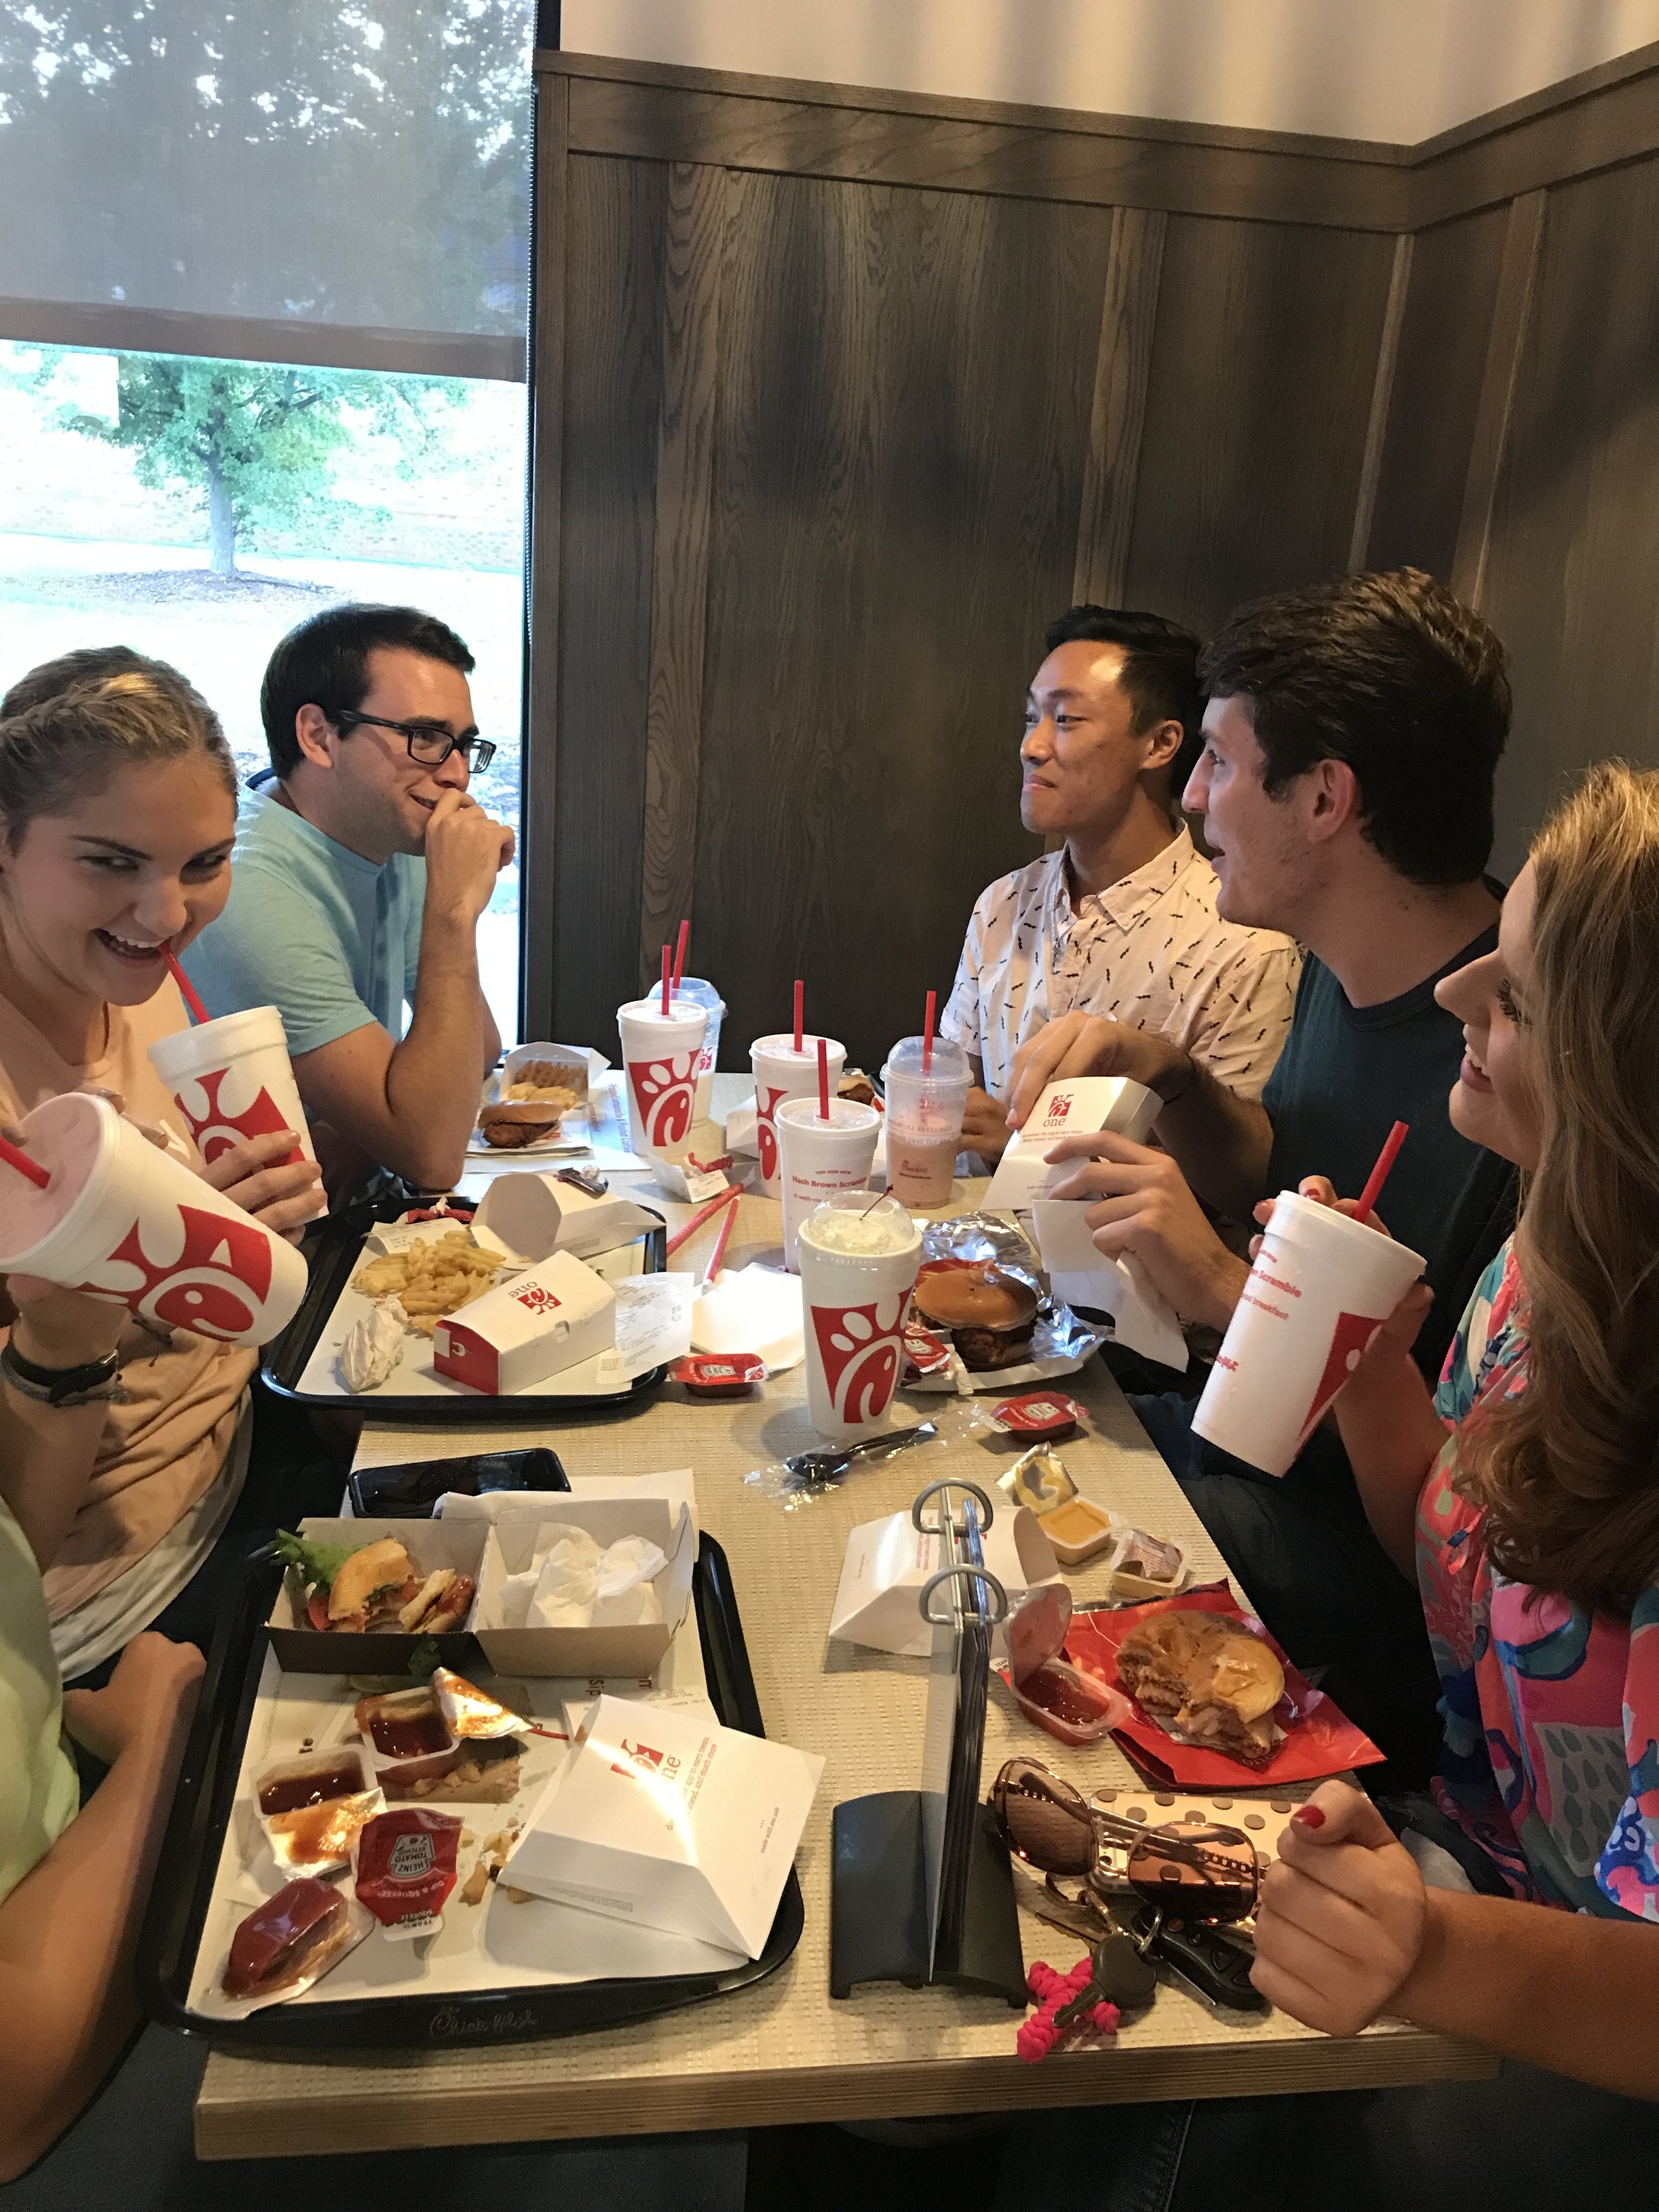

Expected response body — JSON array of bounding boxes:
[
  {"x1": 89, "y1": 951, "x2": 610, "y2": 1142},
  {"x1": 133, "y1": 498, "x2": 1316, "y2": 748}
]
[{"x1": 1459, "y1": 761, "x2": 1659, "y2": 1614}]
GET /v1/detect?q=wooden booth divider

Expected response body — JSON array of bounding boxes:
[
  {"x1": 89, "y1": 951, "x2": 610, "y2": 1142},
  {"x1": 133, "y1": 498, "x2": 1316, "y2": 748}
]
[{"x1": 522, "y1": 43, "x2": 1659, "y2": 1060}]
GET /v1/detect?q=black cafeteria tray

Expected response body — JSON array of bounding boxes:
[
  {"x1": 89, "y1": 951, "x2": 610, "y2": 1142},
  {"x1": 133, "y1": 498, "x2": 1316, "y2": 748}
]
[
  {"x1": 259, "y1": 1189, "x2": 672, "y2": 1423},
  {"x1": 139, "y1": 1533, "x2": 804, "y2": 2049}
]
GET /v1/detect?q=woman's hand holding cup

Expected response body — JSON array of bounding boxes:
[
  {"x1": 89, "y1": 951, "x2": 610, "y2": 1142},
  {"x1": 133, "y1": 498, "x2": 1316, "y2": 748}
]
[
  {"x1": 198, "y1": 1128, "x2": 325, "y2": 1242},
  {"x1": 1247, "y1": 1173, "x2": 1433, "y2": 1372}
]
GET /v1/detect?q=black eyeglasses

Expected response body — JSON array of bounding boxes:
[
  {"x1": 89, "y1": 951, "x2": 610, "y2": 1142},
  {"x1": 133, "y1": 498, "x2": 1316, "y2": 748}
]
[{"x1": 330, "y1": 709, "x2": 496, "y2": 773}]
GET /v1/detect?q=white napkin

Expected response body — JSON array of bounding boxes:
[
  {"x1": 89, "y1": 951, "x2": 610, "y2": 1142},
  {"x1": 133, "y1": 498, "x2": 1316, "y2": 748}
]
[
  {"x1": 591, "y1": 1534, "x2": 668, "y2": 1625},
  {"x1": 499, "y1": 1524, "x2": 669, "y2": 1629}
]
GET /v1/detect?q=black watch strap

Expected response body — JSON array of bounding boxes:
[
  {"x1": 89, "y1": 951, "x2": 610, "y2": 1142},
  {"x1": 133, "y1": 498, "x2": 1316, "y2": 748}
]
[{"x1": 1, "y1": 1337, "x2": 124, "y2": 1407}]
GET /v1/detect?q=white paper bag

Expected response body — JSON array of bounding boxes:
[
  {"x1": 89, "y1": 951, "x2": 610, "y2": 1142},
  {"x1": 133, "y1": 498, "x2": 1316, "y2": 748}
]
[
  {"x1": 828, "y1": 1505, "x2": 1063, "y2": 1659},
  {"x1": 983, "y1": 1076, "x2": 1159, "y2": 1210},
  {"x1": 506, "y1": 1694, "x2": 823, "y2": 1958}
]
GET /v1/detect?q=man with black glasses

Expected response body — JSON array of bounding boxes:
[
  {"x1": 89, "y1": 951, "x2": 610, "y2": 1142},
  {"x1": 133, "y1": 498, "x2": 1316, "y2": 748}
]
[{"x1": 185, "y1": 603, "x2": 512, "y2": 1194}]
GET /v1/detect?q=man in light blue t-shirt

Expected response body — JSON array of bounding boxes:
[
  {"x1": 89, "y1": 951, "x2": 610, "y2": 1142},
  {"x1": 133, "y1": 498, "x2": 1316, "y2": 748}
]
[{"x1": 184, "y1": 604, "x2": 514, "y2": 1194}]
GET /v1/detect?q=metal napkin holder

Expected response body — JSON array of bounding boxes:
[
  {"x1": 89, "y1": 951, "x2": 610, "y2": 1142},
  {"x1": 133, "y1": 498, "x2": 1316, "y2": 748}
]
[{"x1": 829, "y1": 1477, "x2": 1027, "y2": 2004}]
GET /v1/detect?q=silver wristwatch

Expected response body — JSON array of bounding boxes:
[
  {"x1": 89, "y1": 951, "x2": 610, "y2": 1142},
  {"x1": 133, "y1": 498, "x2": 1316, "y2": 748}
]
[{"x1": 0, "y1": 1337, "x2": 125, "y2": 1407}]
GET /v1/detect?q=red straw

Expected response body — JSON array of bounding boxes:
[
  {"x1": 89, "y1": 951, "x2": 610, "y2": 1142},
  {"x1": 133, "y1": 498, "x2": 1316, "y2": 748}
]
[
  {"x1": 672, "y1": 919, "x2": 690, "y2": 990},
  {"x1": 1354, "y1": 1121, "x2": 1409, "y2": 1222},
  {"x1": 664, "y1": 1184, "x2": 740, "y2": 1257},
  {"x1": 165, "y1": 948, "x2": 210, "y2": 1027},
  {"x1": 705, "y1": 1191, "x2": 739, "y2": 1282},
  {"x1": 860, "y1": 1183, "x2": 894, "y2": 1217},
  {"x1": 0, "y1": 1132, "x2": 50, "y2": 1191},
  {"x1": 818, "y1": 1035, "x2": 830, "y2": 1121},
  {"x1": 793, "y1": 978, "x2": 804, "y2": 1055},
  {"x1": 924, "y1": 988, "x2": 936, "y2": 1072},
  {"x1": 660, "y1": 944, "x2": 672, "y2": 1017}
]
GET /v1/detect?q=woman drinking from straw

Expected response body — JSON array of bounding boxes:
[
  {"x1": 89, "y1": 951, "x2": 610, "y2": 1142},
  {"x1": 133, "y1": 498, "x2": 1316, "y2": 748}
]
[{"x1": 0, "y1": 650, "x2": 323, "y2": 1678}]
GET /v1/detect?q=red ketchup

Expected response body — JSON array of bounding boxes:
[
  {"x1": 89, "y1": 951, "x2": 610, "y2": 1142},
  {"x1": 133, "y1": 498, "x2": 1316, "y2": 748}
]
[
  {"x1": 368, "y1": 1705, "x2": 449, "y2": 1760},
  {"x1": 671, "y1": 1353, "x2": 765, "y2": 1397},
  {"x1": 993, "y1": 1392, "x2": 1082, "y2": 1440},
  {"x1": 354, "y1": 1807, "x2": 461, "y2": 1938}
]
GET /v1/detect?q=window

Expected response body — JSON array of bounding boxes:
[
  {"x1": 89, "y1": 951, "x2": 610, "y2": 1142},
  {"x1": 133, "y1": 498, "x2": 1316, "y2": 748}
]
[{"x1": 0, "y1": 1, "x2": 534, "y2": 1039}]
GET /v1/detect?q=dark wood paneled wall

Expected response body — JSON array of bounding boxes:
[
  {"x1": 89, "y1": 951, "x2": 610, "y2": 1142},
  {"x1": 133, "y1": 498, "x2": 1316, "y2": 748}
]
[{"x1": 526, "y1": 46, "x2": 1659, "y2": 1049}]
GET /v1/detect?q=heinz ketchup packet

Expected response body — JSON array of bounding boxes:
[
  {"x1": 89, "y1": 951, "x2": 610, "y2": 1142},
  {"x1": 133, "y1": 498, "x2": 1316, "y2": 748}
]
[{"x1": 354, "y1": 1806, "x2": 462, "y2": 1941}]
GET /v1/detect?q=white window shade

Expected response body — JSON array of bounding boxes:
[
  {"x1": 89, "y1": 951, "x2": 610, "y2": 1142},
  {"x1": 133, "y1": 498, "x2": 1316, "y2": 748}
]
[{"x1": 0, "y1": 1, "x2": 534, "y2": 378}]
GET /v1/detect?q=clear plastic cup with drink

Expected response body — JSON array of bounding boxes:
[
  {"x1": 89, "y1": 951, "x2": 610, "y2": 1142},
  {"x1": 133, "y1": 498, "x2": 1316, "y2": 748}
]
[
  {"x1": 671, "y1": 978, "x2": 725, "y2": 1122},
  {"x1": 0, "y1": 1091, "x2": 309, "y2": 1346},
  {"x1": 750, "y1": 1033, "x2": 847, "y2": 1198},
  {"x1": 1191, "y1": 1191, "x2": 1427, "y2": 1476},
  {"x1": 882, "y1": 1035, "x2": 970, "y2": 1207},
  {"x1": 149, "y1": 1005, "x2": 315, "y2": 1168},
  {"x1": 617, "y1": 997, "x2": 709, "y2": 1164},
  {"x1": 776, "y1": 1096, "x2": 881, "y2": 1272},
  {"x1": 797, "y1": 1189, "x2": 922, "y2": 1440}
]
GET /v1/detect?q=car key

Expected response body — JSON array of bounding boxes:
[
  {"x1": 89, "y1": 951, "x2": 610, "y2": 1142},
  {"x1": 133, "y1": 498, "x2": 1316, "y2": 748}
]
[
  {"x1": 1121, "y1": 1899, "x2": 1268, "y2": 2016},
  {"x1": 1051, "y1": 1931, "x2": 1159, "y2": 2026}
]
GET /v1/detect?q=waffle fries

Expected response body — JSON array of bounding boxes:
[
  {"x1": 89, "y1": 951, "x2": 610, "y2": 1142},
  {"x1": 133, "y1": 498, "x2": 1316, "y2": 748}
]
[{"x1": 350, "y1": 1230, "x2": 502, "y2": 1336}]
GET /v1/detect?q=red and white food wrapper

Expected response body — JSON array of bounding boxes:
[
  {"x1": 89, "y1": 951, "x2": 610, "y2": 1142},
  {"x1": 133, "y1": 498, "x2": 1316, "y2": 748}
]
[
  {"x1": 354, "y1": 1806, "x2": 463, "y2": 1941},
  {"x1": 1062, "y1": 1584, "x2": 1384, "y2": 1785}
]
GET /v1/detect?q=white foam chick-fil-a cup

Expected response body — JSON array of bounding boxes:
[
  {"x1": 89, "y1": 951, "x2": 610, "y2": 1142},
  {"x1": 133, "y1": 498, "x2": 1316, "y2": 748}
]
[
  {"x1": 797, "y1": 1189, "x2": 922, "y2": 1441},
  {"x1": 149, "y1": 1004, "x2": 315, "y2": 1168},
  {"x1": 750, "y1": 1033, "x2": 846, "y2": 1197},
  {"x1": 616, "y1": 995, "x2": 709, "y2": 1166},
  {"x1": 1191, "y1": 1190, "x2": 1425, "y2": 1477},
  {"x1": 0, "y1": 1092, "x2": 308, "y2": 1347}
]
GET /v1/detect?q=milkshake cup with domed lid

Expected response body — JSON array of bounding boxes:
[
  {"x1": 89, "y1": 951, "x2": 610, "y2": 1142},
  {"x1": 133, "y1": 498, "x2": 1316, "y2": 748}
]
[{"x1": 797, "y1": 1190, "x2": 922, "y2": 1441}]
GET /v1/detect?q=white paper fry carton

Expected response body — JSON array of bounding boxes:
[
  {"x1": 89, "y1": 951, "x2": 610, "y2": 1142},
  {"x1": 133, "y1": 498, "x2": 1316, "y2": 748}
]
[
  {"x1": 471, "y1": 1173, "x2": 661, "y2": 1266},
  {"x1": 983, "y1": 1076, "x2": 1159, "y2": 1210},
  {"x1": 505, "y1": 1694, "x2": 824, "y2": 1958},
  {"x1": 433, "y1": 1250, "x2": 615, "y2": 1394},
  {"x1": 829, "y1": 1505, "x2": 1064, "y2": 1659}
]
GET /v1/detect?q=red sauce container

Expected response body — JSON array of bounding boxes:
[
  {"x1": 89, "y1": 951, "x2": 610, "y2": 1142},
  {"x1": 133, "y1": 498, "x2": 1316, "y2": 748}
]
[
  {"x1": 993, "y1": 1392, "x2": 1082, "y2": 1440},
  {"x1": 671, "y1": 1353, "x2": 765, "y2": 1396},
  {"x1": 354, "y1": 1806, "x2": 462, "y2": 1939}
]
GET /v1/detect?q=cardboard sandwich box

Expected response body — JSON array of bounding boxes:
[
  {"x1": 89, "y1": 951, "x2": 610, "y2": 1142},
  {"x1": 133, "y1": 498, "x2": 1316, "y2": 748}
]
[
  {"x1": 432, "y1": 1249, "x2": 616, "y2": 1395},
  {"x1": 504, "y1": 1692, "x2": 824, "y2": 1958},
  {"x1": 983, "y1": 1076, "x2": 1159, "y2": 1210},
  {"x1": 471, "y1": 1497, "x2": 697, "y2": 1678},
  {"x1": 265, "y1": 1515, "x2": 486, "y2": 1673},
  {"x1": 471, "y1": 1171, "x2": 662, "y2": 1266}
]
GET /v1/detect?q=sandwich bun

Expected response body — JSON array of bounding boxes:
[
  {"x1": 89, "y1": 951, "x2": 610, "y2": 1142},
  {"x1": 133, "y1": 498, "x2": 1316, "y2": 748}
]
[
  {"x1": 326, "y1": 1538, "x2": 416, "y2": 1625},
  {"x1": 1117, "y1": 1609, "x2": 1285, "y2": 1769}
]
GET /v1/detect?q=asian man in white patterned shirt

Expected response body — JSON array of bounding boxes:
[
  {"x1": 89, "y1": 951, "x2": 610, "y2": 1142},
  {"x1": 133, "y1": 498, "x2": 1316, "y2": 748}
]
[{"x1": 942, "y1": 605, "x2": 1299, "y2": 1163}]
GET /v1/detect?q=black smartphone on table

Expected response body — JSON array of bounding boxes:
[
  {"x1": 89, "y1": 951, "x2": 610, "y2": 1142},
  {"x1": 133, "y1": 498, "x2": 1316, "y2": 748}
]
[{"x1": 347, "y1": 1445, "x2": 569, "y2": 1518}]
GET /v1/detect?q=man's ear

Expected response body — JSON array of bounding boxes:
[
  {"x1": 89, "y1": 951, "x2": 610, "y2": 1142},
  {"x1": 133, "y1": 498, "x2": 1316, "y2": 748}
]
[
  {"x1": 1303, "y1": 757, "x2": 1364, "y2": 845},
  {"x1": 1140, "y1": 717, "x2": 1184, "y2": 777},
  {"x1": 293, "y1": 704, "x2": 336, "y2": 773}
]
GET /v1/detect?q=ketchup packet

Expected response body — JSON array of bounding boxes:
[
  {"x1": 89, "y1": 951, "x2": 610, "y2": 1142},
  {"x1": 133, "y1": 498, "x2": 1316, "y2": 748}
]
[
  {"x1": 992, "y1": 1392, "x2": 1081, "y2": 1440},
  {"x1": 901, "y1": 1319, "x2": 953, "y2": 1380},
  {"x1": 354, "y1": 1806, "x2": 462, "y2": 1941},
  {"x1": 671, "y1": 1353, "x2": 765, "y2": 1396}
]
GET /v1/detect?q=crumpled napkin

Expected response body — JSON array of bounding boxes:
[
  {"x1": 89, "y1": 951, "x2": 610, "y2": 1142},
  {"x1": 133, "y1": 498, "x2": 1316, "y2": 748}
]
[
  {"x1": 493, "y1": 1523, "x2": 668, "y2": 1629},
  {"x1": 340, "y1": 1297, "x2": 407, "y2": 1392}
]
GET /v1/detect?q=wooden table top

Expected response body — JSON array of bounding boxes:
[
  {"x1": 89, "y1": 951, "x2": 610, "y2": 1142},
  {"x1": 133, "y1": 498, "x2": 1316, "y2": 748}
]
[{"x1": 195, "y1": 1140, "x2": 1490, "y2": 2157}]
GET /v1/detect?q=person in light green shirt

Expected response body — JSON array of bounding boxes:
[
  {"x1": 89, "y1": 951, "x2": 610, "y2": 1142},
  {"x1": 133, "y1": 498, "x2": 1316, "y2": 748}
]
[
  {"x1": 0, "y1": 1496, "x2": 78, "y2": 1903},
  {"x1": 0, "y1": 1252, "x2": 202, "y2": 2181}
]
